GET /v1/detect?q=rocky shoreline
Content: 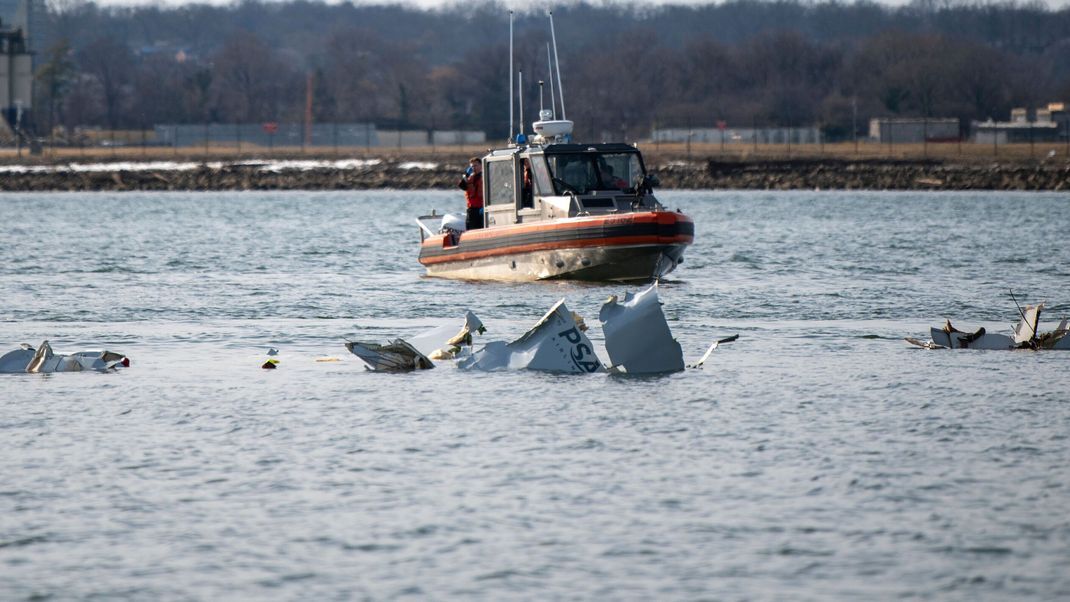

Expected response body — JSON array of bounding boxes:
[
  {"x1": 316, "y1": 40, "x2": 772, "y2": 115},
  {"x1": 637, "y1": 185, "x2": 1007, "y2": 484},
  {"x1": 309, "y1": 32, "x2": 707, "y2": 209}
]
[{"x1": 0, "y1": 157, "x2": 1068, "y2": 191}]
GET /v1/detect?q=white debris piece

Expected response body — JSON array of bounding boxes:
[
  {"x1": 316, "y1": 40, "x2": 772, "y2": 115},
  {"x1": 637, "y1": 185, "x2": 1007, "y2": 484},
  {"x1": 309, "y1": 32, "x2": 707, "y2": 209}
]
[
  {"x1": 909, "y1": 302, "x2": 1070, "y2": 350},
  {"x1": 408, "y1": 311, "x2": 486, "y2": 360},
  {"x1": 458, "y1": 300, "x2": 603, "y2": 373},
  {"x1": 928, "y1": 320, "x2": 1015, "y2": 350},
  {"x1": 689, "y1": 335, "x2": 740, "y2": 368},
  {"x1": 0, "y1": 341, "x2": 129, "y2": 373},
  {"x1": 345, "y1": 339, "x2": 434, "y2": 372},
  {"x1": 598, "y1": 284, "x2": 685, "y2": 374},
  {"x1": 1013, "y1": 303, "x2": 1043, "y2": 345},
  {"x1": 0, "y1": 344, "x2": 36, "y2": 373}
]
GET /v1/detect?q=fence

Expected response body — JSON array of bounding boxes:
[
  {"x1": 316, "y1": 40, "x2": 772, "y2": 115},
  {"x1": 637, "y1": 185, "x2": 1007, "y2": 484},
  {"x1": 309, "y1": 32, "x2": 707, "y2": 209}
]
[{"x1": 3, "y1": 120, "x2": 1070, "y2": 162}]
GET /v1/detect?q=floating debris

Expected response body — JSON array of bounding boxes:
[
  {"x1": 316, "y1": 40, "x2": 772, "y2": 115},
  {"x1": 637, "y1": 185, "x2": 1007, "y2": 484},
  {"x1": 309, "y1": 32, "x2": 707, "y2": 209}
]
[
  {"x1": 408, "y1": 310, "x2": 486, "y2": 360},
  {"x1": 457, "y1": 300, "x2": 603, "y2": 373},
  {"x1": 599, "y1": 284, "x2": 684, "y2": 374},
  {"x1": 908, "y1": 302, "x2": 1070, "y2": 350},
  {"x1": 0, "y1": 341, "x2": 129, "y2": 374},
  {"x1": 689, "y1": 335, "x2": 741, "y2": 369},
  {"x1": 345, "y1": 287, "x2": 735, "y2": 375},
  {"x1": 346, "y1": 339, "x2": 434, "y2": 372},
  {"x1": 261, "y1": 346, "x2": 281, "y2": 369}
]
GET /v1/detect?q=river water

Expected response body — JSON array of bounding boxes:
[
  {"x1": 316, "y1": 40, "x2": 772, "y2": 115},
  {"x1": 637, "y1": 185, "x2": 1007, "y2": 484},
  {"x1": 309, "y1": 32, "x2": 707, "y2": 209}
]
[{"x1": 1, "y1": 190, "x2": 1068, "y2": 600}]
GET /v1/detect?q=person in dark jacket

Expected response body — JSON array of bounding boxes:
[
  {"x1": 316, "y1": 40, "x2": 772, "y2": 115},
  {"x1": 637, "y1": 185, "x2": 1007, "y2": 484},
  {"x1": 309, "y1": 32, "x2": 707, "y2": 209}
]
[{"x1": 458, "y1": 157, "x2": 484, "y2": 230}]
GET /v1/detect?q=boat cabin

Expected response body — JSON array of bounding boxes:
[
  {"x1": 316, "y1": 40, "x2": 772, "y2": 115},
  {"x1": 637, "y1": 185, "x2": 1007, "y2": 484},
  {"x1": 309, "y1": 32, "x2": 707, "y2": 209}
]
[{"x1": 480, "y1": 142, "x2": 662, "y2": 229}]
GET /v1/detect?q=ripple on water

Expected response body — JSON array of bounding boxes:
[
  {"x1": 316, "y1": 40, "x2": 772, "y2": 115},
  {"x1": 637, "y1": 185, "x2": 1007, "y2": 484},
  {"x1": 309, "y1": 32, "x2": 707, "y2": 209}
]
[{"x1": 0, "y1": 190, "x2": 1069, "y2": 599}]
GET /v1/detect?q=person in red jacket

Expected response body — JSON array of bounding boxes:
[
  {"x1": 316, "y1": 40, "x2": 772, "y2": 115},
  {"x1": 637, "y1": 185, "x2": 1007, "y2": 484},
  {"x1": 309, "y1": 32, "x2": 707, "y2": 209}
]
[{"x1": 458, "y1": 157, "x2": 484, "y2": 230}]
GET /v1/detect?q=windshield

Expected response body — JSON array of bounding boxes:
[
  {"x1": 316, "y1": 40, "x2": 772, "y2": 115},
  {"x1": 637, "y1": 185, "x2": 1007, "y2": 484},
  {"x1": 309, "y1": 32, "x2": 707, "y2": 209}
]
[{"x1": 545, "y1": 152, "x2": 644, "y2": 195}]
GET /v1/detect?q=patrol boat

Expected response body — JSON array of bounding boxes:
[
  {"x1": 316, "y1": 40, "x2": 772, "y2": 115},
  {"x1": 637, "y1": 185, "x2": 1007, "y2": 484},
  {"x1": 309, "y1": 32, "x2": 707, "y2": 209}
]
[{"x1": 415, "y1": 12, "x2": 693, "y2": 282}]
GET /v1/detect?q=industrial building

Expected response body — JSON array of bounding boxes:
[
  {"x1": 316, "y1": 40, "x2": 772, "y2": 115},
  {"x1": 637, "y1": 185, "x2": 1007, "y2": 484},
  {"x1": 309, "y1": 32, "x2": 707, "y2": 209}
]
[
  {"x1": 973, "y1": 103, "x2": 1067, "y2": 145},
  {"x1": 0, "y1": 0, "x2": 46, "y2": 65},
  {"x1": 0, "y1": 16, "x2": 32, "y2": 142},
  {"x1": 154, "y1": 123, "x2": 486, "y2": 149},
  {"x1": 868, "y1": 118, "x2": 960, "y2": 143},
  {"x1": 651, "y1": 126, "x2": 822, "y2": 145}
]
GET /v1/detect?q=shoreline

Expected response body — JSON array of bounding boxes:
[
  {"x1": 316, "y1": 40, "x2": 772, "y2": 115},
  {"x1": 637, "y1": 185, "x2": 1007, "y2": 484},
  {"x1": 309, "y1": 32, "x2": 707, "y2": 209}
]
[{"x1": 1, "y1": 156, "x2": 1068, "y2": 192}]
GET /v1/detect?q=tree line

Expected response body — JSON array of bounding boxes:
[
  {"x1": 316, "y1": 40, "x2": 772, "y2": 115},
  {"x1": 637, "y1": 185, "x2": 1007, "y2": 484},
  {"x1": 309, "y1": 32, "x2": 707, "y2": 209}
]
[{"x1": 32, "y1": 0, "x2": 1070, "y2": 142}]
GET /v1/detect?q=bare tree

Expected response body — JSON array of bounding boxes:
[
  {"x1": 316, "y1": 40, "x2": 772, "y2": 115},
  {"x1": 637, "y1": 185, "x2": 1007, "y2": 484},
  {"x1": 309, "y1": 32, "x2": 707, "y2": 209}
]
[
  {"x1": 76, "y1": 36, "x2": 135, "y2": 129},
  {"x1": 209, "y1": 31, "x2": 299, "y2": 123}
]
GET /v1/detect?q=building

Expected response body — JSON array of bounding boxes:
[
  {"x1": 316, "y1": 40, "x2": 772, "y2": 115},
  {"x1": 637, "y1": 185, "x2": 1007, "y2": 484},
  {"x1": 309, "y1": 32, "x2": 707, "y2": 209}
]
[
  {"x1": 0, "y1": 18, "x2": 32, "y2": 138},
  {"x1": 154, "y1": 123, "x2": 486, "y2": 149},
  {"x1": 973, "y1": 103, "x2": 1066, "y2": 144},
  {"x1": 0, "y1": 0, "x2": 47, "y2": 64},
  {"x1": 973, "y1": 120, "x2": 1059, "y2": 145},
  {"x1": 868, "y1": 118, "x2": 959, "y2": 143},
  {"x1": 651, "y1": 126, "x2": 822, "y2": 145},
  {"x1": 1045, "y1": 102, "x2": 1069, "y2": 140}
]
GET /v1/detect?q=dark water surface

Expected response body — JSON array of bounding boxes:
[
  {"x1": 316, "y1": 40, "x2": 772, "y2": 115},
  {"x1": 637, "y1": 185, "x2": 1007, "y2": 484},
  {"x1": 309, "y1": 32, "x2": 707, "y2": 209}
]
[{"x1": 2, "y1": 190, "x2": 1069, "y2": 600}]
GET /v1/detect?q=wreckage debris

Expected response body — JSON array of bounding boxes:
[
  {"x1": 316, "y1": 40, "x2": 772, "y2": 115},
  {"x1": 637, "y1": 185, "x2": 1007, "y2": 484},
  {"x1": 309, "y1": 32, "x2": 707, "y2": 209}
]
[
  {"x1": 457, "y1": 300, "x2": 602, "y2": 373},
  {"x1": 345, "y1": 285, "x2": 737, "y2": 375},
  {"x1": 690, "y1": 335, "x2": 741, "y2": 369},
  {"x1": 408, "y1": 310, "x2": 486, "y2": 360},
  {"x1": 261, "y1": 347, "x2": 280, "y2": 369},
  {"x1": 346, "y1": 339, "x2": 435, "y2": 372},
  {"x1": 457, "y1": 284, "x2": 737, "y2": 374},
  {"x1": 599, "y1": 284, "x2": 685, "y2": 374},
  {"x1": 346, "y1": 310, "x2": 486, "y2": 372},
  {"x1": 0, "y1": 341, "x2": 130, "y2": 374},
  {"x1": 908, "y1": 302, "x2": 1070, "y2": 350}
]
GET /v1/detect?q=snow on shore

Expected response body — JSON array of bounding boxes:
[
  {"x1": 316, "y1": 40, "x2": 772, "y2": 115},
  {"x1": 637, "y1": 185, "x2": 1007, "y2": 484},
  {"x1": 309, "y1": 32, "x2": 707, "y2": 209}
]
[{"x1": 0, "y1": 158, "x2": 389, "y2": 174}]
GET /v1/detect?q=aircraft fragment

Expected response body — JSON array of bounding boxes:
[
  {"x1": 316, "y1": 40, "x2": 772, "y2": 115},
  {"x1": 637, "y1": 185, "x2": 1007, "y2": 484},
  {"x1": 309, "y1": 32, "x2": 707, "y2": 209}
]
[
  {"x1": 598, "y1": 284, "x2": 685, "y2": 374},
  {"x1": 0, "y1": 341, "x2": 130, "y2": 373},
  {"x1": 407, "y1": 310, "x2": 486, "y2": 360},
  {"x1": 261, "y1": 346, "x2": 280, "y2": 369},
  {"x1": 457, "y1": 300, "x2": 603, "y2": 373},
  {"x1": 346, "y1": 339, "x2": 434, "y2": 372},
  {"x1": 907, "y1": 302, "x2": 1070, "y2": 350},
  {"x1": 689, "y1": 335, "x2": 741, "y2": 368}
]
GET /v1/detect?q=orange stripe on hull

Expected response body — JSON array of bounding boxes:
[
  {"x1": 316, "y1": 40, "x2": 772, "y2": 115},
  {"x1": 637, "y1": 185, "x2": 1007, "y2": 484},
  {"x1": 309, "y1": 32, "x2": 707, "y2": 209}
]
[{"x1": 419, "y1": 234, "x2": 692, "y2": 266}]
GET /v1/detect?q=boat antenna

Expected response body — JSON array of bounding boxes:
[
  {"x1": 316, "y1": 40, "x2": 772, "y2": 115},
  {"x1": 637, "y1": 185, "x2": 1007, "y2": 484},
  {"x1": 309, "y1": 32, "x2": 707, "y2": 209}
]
[
  {"x1": 549, "y1": 10, "x2": 566, "y2": 120},
  {"x1": 539, "y1": 80, "x2": 545, "y2": 112},
  {"x1": 546, "y1": 43, "x2": 556, "y2": 119},
  {"x1": 509, "y1": 11, "x2": 514, "y2": 144},
  {"x1": 518, "y1": 70, "x2": 524, "y2": 138}
]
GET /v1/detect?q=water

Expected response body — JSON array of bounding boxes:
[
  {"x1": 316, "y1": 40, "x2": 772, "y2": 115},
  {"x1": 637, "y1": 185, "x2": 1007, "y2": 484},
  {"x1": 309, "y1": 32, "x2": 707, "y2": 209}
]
[{"x1": 1, "y1": 190, "x2": 1069, "y2": 600}]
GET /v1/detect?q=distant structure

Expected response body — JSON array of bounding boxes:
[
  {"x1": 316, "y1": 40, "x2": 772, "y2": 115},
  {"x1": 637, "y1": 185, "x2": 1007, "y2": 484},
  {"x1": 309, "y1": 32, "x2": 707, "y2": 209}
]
[
  {"x1": 651, "y1": 126, "x2": 822, "y2": 145},
  {"x1": 155, "y1": 123, "x2": 486, "y2": 148},
  {"x1": 973, "y1": 103, "x2": 1065, "y2": 145},
  {"x1": 868, "y1": 118, "x2": 959, "y2": 143},
  {"x1": 0, "y1": 16, "x2": 32, "y2": 141},
  {"x1": 0, "y1": 0, "x2": 47, "y2": 66}
]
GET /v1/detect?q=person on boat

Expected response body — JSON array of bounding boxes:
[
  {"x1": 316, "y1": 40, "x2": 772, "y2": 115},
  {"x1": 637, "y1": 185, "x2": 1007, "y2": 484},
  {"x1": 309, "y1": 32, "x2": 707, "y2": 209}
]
[
  {"x1": 457, "y1": 157, "x2": 484, "y2": 230},
  {"x1": 601, "y1": 164, "x2": 628, "y2": 190},
  {"x1": 521, "y1": 159, "x2": 534, "y2": 208}
]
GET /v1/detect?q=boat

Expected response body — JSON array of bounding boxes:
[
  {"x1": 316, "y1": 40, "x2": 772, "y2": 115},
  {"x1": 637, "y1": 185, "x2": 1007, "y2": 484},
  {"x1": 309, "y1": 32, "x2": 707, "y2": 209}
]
[{"x1": 415, "y1": 13, "x2": 694, "y2": 283}]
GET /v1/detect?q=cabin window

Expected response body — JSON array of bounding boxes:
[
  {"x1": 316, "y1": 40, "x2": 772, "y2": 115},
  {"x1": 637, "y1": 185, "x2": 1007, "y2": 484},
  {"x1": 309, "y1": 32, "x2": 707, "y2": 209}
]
[
  {"x1": 486, "y1": 159, "x2": 515, "y2": 206},
  {"x1": 545, "y1": 152, "x2": 644, "y2": 194},
  {"x1": 599, "y1": 153, "x2": 643, "y2": 190},
  {"x1": 530, "y1": 157, "x2": 555, "y2": 196}
]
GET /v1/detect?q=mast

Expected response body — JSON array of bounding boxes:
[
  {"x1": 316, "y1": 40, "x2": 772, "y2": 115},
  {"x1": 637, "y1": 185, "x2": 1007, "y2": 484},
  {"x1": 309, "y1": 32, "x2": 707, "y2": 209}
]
[
  {"x1": 509, "y1": 11, "x2": 514, "y2": 143},
  {"x1": 549, "y1": 10, "x2": 566, "y2": 120},
  {"x1": 546, "y1": 43, "x2": 556, "y2": 119},
  {"x1": 518, "y1": 70, "x2": 524, "y2": 137}
]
